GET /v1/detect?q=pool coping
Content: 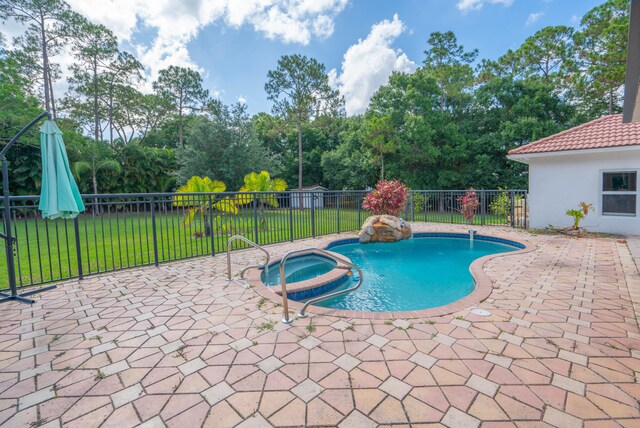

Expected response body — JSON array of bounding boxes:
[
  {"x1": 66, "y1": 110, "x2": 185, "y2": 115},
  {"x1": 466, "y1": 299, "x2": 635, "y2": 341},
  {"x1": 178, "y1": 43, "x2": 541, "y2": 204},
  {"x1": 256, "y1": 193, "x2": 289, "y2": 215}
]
[{"x1": 247, "y1": 232, "x2": 536, "y2": 320}]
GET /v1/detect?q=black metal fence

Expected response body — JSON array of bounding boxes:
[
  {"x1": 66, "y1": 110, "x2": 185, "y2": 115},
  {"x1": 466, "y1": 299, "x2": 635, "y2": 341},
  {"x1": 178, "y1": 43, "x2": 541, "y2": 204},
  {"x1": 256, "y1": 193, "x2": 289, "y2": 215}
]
[{"x1": 1, "y1": 189, "x2": 527, "y2": 290}]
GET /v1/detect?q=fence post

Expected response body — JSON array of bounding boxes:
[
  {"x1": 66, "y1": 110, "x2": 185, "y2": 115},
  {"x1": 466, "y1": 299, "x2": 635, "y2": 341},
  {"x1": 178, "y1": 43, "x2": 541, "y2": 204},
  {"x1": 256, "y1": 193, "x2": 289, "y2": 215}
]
[
  {"x1": 523, "y1": 192, "x2": 528, "y2": 229},
  {"x1": 337, "y1": 192, "x2": 341, "y2": 234},
  {"x1": 72, "y1": 215, "x2": 83, "y2": 280},
  {"x1": 289, "y1": 196, "x2": 294, "y2": 242},
  {"x1": 311, "y1": 193, "x2": 316, "y2": 238},
  {"x1": 253, "y1": 195, "x2": 259, "y2": 244},
  {"x1": 357, "y1": 193, "x2": 362, "y2": 226},
  {"x1": 411, "y1": 192, "x2": 415, "y2": 222},
  {"x1": 150, "y1": 196, "x2": 159, "y2": 267},
  {"x1": 480, "y1": 191, "x2": 486, "y2": 226},
  {"x1": 208, "y1": 195, "x2": 215, "y2": 255},
  {"x1": 510, "y1": 191, "x2": 515, "y2": 228}
]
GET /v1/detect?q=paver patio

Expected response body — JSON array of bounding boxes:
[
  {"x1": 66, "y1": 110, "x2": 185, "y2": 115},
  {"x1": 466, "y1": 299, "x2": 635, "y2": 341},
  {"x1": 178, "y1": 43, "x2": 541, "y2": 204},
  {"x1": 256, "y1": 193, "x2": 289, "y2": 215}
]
[{"x1": 1, "y1": 223, "x2": 640, "y2": 427}]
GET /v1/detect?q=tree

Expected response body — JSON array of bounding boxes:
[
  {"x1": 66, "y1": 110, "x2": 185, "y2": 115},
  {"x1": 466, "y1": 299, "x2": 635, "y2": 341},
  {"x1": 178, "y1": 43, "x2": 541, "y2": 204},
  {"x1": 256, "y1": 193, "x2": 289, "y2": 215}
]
[
  {"x1": 573, "y1": 0, "x2": 630, "y2": 115},
  {"x1": 363, "y1": 115, "x2": 396, "y2": 180},
  {"x1": 321, "y1": 118, "x2": 375, "y2": 190},
  {"x1": 153, "y1": 66, "x2": 209, "y2": 147},
  {"x1": 0, "y1": 0, "x2": 78, "y2": 117},
  {"x1": 238, "y1": 171, "x2": 287, "y2": 227},
  {"x1": 67, "y1": 20, "x2": 119, "y2": 142},
  {"x1": 265, "y1": 54, "x2": 343, "y2": 206},
  {"x1": 176, "y1": 103, "x2": 278, "y2": 189},
  {"x1": 73, "y1": 140, "x2": 120, "y2": 195},
  {"x1": 517, "y1": 26, "x2": 575, "y2": 85},
  {"x1": 423, "y1": 31, "x2": 478, "y2": 114},
  {"x1": 100, "y1": 52, "x2": 144, "y2": 144}
]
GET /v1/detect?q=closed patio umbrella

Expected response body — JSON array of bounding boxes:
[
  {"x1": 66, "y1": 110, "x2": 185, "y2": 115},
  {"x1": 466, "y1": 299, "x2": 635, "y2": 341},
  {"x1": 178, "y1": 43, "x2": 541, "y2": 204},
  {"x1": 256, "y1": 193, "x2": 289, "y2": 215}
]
[{"x1": 38, "y1": 120, "x2": 85, "y2": 219}]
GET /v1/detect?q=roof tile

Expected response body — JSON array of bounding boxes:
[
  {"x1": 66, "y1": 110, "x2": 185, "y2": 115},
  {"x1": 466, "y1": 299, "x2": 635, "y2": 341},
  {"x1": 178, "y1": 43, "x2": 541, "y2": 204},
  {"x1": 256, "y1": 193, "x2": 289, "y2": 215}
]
[{"x1": 508, "y1": 114, "x2": 640, "y2": 155}]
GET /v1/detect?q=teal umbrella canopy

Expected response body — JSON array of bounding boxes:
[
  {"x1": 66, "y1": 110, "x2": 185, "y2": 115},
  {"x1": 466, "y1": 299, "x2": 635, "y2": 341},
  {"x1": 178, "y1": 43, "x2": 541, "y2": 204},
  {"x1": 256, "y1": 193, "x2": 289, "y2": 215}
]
[{"x1": 38, "y1": 120, "x2": 85, "y2": 219}]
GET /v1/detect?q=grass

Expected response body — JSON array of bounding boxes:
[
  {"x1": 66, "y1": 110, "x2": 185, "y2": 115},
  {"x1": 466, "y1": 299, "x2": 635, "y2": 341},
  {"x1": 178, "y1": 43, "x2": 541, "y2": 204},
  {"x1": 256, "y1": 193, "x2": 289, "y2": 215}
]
[{"x1": 2, "y1": 206, "x2": 511, "y2": 289}]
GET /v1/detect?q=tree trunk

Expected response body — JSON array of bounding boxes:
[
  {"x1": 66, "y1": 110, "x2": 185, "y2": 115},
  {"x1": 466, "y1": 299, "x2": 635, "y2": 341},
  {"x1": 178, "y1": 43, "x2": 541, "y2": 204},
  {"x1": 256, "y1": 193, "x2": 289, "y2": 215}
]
[
  {"x1": 94, "y1": 63, "x2": 100, "y2": 142},
  {"x1": 40, "y1": 13, "x2": 51, "y2": 114},
  {"x1": 109, "y1": 88, "x2": 114, "y2": 144},
  {"x1": 92, "y1": 172, "x2": 99, "y2": 214},
  {"x1": 609, "y1": 90, "x2": 613, "y2": 115},
  {"x1": 380, "y1": 154, "x2": 385, "y2": 181},
  {"x1": 297, "y1": 121, "x2": 304, "y2": 210},
  {"x1": 178, "y1": 94, "x2": 184, "y2": 148}
]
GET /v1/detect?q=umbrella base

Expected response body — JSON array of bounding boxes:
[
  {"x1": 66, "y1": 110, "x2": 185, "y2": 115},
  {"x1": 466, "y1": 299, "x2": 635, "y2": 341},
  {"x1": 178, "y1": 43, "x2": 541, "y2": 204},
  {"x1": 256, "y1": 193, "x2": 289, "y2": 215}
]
[{"x1": 0, "y1": 285, "x2": 57, "y2": 304}]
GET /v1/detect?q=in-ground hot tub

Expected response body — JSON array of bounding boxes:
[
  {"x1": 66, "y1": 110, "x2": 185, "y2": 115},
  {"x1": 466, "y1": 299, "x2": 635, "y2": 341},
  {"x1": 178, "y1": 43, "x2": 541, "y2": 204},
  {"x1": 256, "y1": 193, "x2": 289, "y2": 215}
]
[{"x1": 260, "y1": 252, "x2": 353, "y2": 301}]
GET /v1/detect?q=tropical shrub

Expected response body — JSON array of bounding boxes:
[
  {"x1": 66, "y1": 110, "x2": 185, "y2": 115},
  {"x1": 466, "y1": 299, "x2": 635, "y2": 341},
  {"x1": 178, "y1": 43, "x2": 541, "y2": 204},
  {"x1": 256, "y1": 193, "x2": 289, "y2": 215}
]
[
  {"x1": 237, "y1": 171, "x2": 287, "y2": 227},
  {"x1": 566, "y1": 201, "x2": 593, "y2": 230},
  {"x1": 458, "y1": 188, "x2": 479, "y2": 223},
  {"x1": 362, "y1": 180, "x2": 408, "y2": 217},
  {"x1": 174, "y1": 176, "x2": 237, "y2": 237},
  {"x1": 489, "y1": 188, "x2": 523, "y2": 220}
]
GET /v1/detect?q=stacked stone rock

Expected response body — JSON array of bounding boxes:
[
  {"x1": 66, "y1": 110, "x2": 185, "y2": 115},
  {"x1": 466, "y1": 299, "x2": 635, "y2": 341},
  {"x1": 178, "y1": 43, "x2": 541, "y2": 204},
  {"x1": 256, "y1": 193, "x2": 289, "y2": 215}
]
[{"x1": 358, "y1": 215, "x2": 412, "y2": 243}]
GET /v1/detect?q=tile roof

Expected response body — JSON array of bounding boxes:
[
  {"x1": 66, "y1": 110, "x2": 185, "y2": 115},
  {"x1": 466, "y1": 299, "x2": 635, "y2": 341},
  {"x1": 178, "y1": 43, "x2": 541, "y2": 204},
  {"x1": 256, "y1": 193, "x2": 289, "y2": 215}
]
[{"x1": 508, "y1": 114, "x2": 640, "y2": 155}]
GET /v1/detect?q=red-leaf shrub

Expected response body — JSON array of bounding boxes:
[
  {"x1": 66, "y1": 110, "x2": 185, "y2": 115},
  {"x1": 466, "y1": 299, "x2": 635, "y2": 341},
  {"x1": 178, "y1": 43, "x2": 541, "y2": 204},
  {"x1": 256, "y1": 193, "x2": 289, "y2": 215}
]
[
  {"x1": 362, "y1": 180, "x2": 408, "y2": 217},
  {"x1": 458, "y1": 188, "x2": 479, "y2": 222}
]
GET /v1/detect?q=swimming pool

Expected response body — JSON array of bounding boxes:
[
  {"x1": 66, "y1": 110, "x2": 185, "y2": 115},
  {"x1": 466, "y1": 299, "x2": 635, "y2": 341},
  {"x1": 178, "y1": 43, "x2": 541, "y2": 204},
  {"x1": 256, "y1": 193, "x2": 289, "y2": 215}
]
[{"x1": 309, "y1": 234, "x2": 522, "y2": 312}]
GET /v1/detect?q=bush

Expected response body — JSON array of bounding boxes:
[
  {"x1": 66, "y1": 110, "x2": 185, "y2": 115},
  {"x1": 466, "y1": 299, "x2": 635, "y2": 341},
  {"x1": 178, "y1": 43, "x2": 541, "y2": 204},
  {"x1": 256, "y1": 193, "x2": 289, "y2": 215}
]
[
  {"x1": 489, "y1": 188, "x2": 523, "y2": 217},
  {"x1": 362, "y1": 180, "x2": 408, "y2": 216},
  {"x1": 458, "y1": 188, "x2": 479, "y2": 222},
  {"x1": 412, "y1": 192, "x2": 430, "y2": 213}
]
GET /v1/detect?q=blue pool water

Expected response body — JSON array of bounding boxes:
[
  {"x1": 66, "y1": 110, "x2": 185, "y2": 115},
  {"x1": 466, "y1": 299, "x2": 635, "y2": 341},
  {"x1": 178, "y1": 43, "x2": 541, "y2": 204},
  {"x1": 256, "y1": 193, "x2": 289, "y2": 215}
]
[
  {"x1": 314, "y1": 236, "x2": 519, "y2": 312},
  {"x1": 262, "y1": 255, "x2": 336, "y2": 286}
]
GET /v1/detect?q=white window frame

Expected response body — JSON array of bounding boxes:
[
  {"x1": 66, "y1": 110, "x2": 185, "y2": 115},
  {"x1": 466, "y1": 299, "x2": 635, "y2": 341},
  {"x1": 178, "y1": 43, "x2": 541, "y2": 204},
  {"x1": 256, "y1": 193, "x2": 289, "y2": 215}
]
[{"x1": 601, "y1": 170, "x2": 638, "y2": 217}]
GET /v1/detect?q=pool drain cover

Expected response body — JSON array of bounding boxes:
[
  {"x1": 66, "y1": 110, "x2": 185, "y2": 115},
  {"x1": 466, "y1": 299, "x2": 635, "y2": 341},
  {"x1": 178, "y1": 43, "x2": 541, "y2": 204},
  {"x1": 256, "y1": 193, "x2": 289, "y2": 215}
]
[{"x1": 470, "y1": 308, "x2": 491, "y2": 317}]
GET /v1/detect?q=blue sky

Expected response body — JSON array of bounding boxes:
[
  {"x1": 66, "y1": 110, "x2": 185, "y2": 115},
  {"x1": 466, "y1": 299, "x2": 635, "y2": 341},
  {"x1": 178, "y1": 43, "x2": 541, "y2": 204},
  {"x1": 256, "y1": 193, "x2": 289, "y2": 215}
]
[
  {"x1": 5, "y1": 0, "x2": 605, "y2": 115},
  {"x1": 193, "y1": 0, "x2": 602, "y2": 114}
]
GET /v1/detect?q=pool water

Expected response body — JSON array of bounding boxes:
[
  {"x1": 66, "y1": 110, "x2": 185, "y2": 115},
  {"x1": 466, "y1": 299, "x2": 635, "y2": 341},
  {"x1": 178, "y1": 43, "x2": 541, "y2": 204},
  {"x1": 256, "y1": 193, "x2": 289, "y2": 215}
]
[
  {"x1": 314, "y1": 237, "x2": 517, "y2": 312},
  {"x1": 262, "y1": 255, "x2": 336, "y2": 286}
]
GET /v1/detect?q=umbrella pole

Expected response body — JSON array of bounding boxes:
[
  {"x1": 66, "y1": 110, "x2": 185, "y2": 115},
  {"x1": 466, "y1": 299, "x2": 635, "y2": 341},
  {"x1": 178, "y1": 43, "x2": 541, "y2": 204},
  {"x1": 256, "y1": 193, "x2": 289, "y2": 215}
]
[{"x1": 0, "y1": 111, "x2": 54, "y2": 304}]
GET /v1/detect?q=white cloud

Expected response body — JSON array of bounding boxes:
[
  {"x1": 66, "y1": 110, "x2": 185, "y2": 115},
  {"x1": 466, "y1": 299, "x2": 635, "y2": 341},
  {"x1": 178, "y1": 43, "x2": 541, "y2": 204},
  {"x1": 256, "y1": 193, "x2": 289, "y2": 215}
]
[
  {"x1": 237, "y1": 95, "x2": 247, "y2": 104},
  {"x1": 330, "y1": 14, "x2": 416, "y2": 116},
  {"x1": 456, "y1": 0, "x2": 514, "y2": 12},
  {"x1": 63, "y1": 0, "x2": 349, "y2": 85},
  {"x1": 526, "y1": 12, "x2": 544, "y2": 26}
]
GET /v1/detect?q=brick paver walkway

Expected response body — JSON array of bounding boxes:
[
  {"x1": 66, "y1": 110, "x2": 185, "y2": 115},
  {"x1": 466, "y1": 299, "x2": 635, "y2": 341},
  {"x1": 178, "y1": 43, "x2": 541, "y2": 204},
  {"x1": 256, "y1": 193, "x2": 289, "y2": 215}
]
[{"x1": 1, "y1": 223, "x2": 639, "y2": 427}]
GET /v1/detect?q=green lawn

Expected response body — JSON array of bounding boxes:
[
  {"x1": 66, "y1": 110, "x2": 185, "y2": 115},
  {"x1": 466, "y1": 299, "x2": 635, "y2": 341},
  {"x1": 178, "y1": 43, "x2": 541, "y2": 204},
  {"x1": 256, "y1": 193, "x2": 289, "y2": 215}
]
[{"x1": 2, "y1": 207, "x2": 511, "y2": 289}]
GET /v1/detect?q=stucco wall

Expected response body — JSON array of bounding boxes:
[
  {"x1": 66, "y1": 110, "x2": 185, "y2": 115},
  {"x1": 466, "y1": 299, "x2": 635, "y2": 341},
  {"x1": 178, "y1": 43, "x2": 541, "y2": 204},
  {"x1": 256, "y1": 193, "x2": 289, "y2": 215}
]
[{"x1": 526, "y1": 149, "x2": 640, "y2": 235}]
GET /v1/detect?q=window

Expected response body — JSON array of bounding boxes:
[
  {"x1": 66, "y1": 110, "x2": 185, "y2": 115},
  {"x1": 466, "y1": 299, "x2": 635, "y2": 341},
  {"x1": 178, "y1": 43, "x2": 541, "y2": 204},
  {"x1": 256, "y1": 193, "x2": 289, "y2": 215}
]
[{"x1": 602, "y1": 171, "x2": 637, "y2": 216}]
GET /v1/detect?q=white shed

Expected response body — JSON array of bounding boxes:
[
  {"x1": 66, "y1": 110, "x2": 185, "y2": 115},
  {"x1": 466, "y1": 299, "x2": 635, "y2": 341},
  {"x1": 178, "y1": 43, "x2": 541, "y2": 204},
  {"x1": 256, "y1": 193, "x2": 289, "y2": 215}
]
[
  {"x1": 290, "y1": 185, "x2": 327, "y2": 209},
  {"x1": 508, "y1": 114, "x2": 640, "y2": 235}
]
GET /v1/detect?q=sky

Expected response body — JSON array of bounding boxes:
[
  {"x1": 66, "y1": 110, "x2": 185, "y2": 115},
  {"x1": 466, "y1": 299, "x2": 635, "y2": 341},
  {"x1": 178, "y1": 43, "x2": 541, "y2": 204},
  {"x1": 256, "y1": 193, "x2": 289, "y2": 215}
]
[{"x1": 3, "y1": 0, "x2": 605, "y2": 116}]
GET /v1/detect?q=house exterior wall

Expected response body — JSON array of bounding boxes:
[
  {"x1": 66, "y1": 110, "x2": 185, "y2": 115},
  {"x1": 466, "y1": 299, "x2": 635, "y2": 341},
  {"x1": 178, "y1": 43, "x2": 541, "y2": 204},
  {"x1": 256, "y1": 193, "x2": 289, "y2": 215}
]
[{"x1": 526, "y1": 149, "x2": 640, "y2": 235}]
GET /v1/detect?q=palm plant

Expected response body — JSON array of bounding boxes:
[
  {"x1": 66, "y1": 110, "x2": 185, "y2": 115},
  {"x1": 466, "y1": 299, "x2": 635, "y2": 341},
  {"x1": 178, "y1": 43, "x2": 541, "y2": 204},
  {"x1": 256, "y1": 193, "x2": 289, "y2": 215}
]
[
  {"x1": 73, "y1": 140, "x2": 121, "y2": 195},
  {"x1": 174, "y1": 176, "x2": 237, "y2": 237},
  {"x1": 238, "y1": 171, "x2": 287, "y2": 227}
]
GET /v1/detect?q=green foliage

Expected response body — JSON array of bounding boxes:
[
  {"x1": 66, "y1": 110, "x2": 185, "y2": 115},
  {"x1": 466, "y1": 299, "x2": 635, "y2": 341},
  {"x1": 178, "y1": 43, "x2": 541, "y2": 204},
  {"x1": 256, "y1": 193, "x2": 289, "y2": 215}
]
[
  {"x1": 573, "y1": 0, "x2": 630, "y2": 116},
  {"x1": 238, "y1": 171, "x2": 287, "y2": 227},
  {"x1": 412, "y1": 193, "x2": 430, "y2": 213},
  {"x1": 565, "y1": 209, "x2": 585, "y2": 230},
  {"x1": 174, "y1": 176, "x2": 237, "y2": 237},
  {"x1": 265, "y1": 54, "x2": 343, "y2": 192},
  {"x1": 566, "y1": 202, "x2": 593, "y2": 230},
  {"x1": 153, "y1": 65, "x2": 210, "y2": 147},
  {"x1": 176, "y1": 105, "x2": 278, "y2": 189},
  {"x1": 489, "y1": 190, "x2": 514, "y2": 217}
]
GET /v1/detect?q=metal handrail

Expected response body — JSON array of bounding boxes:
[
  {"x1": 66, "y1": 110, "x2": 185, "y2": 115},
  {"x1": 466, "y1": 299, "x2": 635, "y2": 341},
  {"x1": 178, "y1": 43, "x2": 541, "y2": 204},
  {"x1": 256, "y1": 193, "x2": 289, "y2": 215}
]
[
  {"x1": 279, "y1": 248, "x2": 364, "y2": 323},
  {"x1": 227, "y1": 235, "x2": 270, "y2": 280}
]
